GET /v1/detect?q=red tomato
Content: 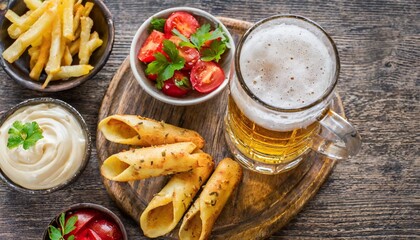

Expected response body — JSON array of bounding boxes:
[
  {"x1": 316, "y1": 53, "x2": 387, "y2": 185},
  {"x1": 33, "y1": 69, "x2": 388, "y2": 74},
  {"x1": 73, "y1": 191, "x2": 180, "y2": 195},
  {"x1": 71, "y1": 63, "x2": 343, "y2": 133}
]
[
  {"x1": 167, "y1": 35, "x2": 199, "y2": 69},
  {"x1": 147, "y1": 73, "x2": 157, "y2": 81},
  {"x1": 162, "y1": 71, "x2": 190, "y2": 97},
  {"x1": 74, "y1": 228, "x2": 102, "y2": 240},
  {"x1": 167, "y1": 35, "x2": 182, "y2": 46},
  {"x1": 66, "y1": 209, "x2": 99, "y2": 236},
  {"x1": 138, "y1": 30, "x2": 165, "y2": 63},
  {"x1": 164, "y1": 11, "x2": 199, "y2": 38},
  {"x1": 190, "y1": 61, "x2": 225, "y2": 93},
  {"x1": 88, "y1": 219, "x2": 123, "y2": 240},
  {"x1": 178, "y1": 46, "x2": 200, "y2": 69}
]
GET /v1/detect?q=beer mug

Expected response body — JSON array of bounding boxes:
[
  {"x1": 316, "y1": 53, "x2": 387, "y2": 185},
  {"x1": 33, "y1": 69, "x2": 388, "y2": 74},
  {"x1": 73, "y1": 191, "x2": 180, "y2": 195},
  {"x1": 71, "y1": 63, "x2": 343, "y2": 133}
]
[{"x1": 224, "y1": 15, "x2": 361, "y2": 174}]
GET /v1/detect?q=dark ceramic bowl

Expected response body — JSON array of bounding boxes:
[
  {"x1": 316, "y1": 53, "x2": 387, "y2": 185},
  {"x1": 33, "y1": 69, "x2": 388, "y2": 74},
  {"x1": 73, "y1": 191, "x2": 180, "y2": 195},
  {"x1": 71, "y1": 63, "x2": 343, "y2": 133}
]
[
  {"x1": 43, "y1": 203, "x2": 128, "y2": 240},
  {"x1": 0, "y1": 98, "x2": 91, "y2": 194},
  {"x1": 0, "y1": 0, "x2": 114, "y2": 92}
]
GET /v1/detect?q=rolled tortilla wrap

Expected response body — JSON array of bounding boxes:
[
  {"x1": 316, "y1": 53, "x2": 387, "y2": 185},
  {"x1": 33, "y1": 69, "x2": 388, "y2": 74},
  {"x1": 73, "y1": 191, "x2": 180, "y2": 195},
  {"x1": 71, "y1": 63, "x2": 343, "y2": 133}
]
[
  {"x1": 100, "y1": 142, "x2": 210, "y2": 181},
  {"x1": 98, "y1": 115, "x2": 205, "y2": 148},
  {"x1": 179, "y1": 158, "x2": 242, "y2": 240},
  {"x1": 140, "y1": 157, "x2": 214, "y2": 238}
]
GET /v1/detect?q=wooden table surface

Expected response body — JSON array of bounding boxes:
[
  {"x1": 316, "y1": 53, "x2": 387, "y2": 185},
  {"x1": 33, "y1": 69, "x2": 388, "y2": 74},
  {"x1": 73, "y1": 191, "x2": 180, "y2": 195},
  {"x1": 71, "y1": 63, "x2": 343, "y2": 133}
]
[{"x1": 0, "y1": 0, "x2": 418, "y2": 239}]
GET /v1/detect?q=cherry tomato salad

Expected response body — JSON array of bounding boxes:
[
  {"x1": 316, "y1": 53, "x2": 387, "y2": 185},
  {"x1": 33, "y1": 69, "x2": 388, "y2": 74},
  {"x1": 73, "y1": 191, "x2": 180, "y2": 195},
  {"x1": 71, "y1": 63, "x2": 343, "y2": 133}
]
[{"x1": 137, "y1": 11, "x2": 231, "y2": 97}]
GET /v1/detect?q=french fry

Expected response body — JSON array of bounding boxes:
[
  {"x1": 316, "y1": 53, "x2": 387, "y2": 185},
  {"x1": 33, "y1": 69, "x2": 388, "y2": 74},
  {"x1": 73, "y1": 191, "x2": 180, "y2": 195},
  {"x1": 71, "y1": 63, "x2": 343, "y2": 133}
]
[
  {"x1": 74, "y1": 0, "x2": 83, "y2": 11},
  {"x1": 90, "y1": 31, "x2": 99, "y2": 40},
  {"x1": 7, "y1": 11, "x2": 31, "y2": 39},
  {"x1": 69, "y1": 38, "x2": 80, "y2": 56},
  {"x1": 62, "y1": 46, "x2": 73, "y2": 66},
  {"x1": 30, "y1": 34, "x2": 51, "y2": 80},
  {"x1": 51, "y1": 65, "x2": 93, "y2": 80},
  {"x1": 78, "y1": 16, "x2": 93, "y2": 64},
  {"x1": 43, "y1": 75, "x2": 53, "y2": 88},
  {"x1": 2, "y1": 7, "x2": 56, "y2": 63},
  {"x1": 31, "y1": 36, "x2": 43, "y2": 48},
  {"x1": 28, "y1": 46, "x2": 40, "y2": 70},
  {"x1": 62, "y1": 0, "x2": 74, "y2": 40},
  {"x1": 11, "y1": 0, "x2": 52, "y2": 35},
  {"x1": 86, "y1": 38, "x2": 103, "y2": 59},
  {"x1": 24, "y1": 0, "x2": 42, "y2": 11},
  {"x1": 82, "y1": 2, "x2": 94, "y2": 17},
  {"x1": 45, "y1": 6, "x2": 64, "y2": 75},
  {"x1": 5, "y1": 10, "x2": 25, "y2": 26},
  {"x1": 72, "y1": 5, "x2": 84, "y2": 34},
  {"x1": 74, "y1": 26, "x2": 82, "y2": 40},
  {"x1": 86, "y1": 31, "x2": 103, "y2": 59}
]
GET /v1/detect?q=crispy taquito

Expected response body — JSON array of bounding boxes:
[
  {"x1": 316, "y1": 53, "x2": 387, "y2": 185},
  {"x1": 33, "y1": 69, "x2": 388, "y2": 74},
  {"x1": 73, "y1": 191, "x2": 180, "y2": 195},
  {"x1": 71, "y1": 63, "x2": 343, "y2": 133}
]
[
  {"x1": 178, "y1": 158, "x2": 242, "y2": 240},
  {"x1": 98, "y1": 115, "x2": 205, "y2": 148},
  {"x1": 140, "y1": 156, "x2": 214, "y2": 238},
  {"x1": 100, "y1": 142, "x2": 210, "y2": 181}
]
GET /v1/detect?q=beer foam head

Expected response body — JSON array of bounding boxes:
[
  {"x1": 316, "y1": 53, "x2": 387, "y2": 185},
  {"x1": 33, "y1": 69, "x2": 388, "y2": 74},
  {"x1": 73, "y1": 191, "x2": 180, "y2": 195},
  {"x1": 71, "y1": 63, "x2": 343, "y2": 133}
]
[{"x1": 239, "y1": 18, "x2": 337, "y2": 110}]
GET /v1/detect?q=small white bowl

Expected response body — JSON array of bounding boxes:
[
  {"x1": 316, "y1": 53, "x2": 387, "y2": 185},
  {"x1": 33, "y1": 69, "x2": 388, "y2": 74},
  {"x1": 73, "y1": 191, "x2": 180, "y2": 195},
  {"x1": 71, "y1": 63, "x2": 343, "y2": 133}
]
[{"x1": 130, "y1": 7, "x2": 235, "y2": 106}]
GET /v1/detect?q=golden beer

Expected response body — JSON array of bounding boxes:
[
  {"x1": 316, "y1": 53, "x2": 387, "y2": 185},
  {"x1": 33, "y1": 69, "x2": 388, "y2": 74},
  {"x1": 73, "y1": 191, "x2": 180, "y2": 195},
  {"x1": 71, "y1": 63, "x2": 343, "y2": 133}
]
[
  {"x1": 223, "y1": 15, "x2": 363, "y2": 174},
  {"x1": 226, "y1": 96, "x2": 326, "y2": 164}
]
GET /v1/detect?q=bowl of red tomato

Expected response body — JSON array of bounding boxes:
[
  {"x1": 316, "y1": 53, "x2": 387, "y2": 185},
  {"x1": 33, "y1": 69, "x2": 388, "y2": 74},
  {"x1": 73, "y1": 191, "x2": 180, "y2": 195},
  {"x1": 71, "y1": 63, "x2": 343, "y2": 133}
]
[
  {"x1": 43, "y1": 203, "x2": 127, "y2": 240},
  {"x1": 130, "y1": 7, "x2": 235, "y2": 106}
]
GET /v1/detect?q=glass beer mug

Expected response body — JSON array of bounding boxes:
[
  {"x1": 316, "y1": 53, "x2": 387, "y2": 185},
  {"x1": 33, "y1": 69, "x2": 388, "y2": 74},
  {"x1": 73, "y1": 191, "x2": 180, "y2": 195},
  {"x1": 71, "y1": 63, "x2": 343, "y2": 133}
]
[{"x1": 224, "y1": 15, "x2": 361, "y2": 174}]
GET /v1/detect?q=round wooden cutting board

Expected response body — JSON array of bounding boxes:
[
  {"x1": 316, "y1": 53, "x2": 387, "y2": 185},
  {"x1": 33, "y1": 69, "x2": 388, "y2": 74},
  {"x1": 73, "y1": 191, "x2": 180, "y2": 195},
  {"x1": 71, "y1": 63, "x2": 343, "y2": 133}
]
[{"x1": 96, "y1": 17, "x2": 343, "y2": 239}]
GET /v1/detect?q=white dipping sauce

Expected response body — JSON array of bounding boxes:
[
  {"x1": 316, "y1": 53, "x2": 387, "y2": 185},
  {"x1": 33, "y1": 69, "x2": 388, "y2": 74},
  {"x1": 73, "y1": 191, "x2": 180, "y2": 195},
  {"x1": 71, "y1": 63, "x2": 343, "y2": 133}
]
[{"x1": 0, "y1": 103, "x2": 86, "y2": 190}]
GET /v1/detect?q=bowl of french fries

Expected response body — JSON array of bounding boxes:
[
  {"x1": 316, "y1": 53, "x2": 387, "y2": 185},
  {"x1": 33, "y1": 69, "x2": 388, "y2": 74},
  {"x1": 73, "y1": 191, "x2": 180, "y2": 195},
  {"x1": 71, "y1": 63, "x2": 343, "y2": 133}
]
[{"x1": 0, "y1": 0, "x2": 114, "y2": 92}]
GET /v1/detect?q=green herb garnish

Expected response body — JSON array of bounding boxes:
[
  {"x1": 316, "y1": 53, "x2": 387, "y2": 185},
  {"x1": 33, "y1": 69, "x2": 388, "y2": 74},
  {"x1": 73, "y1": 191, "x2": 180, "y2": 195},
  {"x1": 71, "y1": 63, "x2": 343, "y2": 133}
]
[
  {"x1": 145, "y1": 40, "x2": 185, "y2": 89},
  {"x1": 172, "y1": 24, "x2": 230, "y2": 62},
  {"x1": 7, "y1": 120, "x2": 43, "y2": 150},
  {"x1": 48, "y1": 212, "x2": 77, "y2": 240},
  {"x1": 200, "y1": 39, "x2": 227, "y2": 62},
  {"x1": 149, "y1": 18, "x2": 166, "y2": 32}
]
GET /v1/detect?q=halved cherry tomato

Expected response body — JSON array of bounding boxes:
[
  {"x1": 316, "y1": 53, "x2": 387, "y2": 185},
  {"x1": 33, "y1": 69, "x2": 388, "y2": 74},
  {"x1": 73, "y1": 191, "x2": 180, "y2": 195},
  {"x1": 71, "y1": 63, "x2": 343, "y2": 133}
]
[
  {"x1": 162, "y1": 71, "x2": 190, "y2": 97},
  {"x1": 164, "y1": 11, "x2": 199, "y2": 38},
  {"x1": 167, "y1": 36, "x2": 200, "y2": 70},
  {"x1": 190, "y1": 61, "x2": 225, "y2": 93},
  {"x1": 66, "y1": 209, "x2": 99, "y2": 236},
  {"x1": 167, "y1": 35, "x2": 182, "y2": 46},
  {"x1": 74, "y1": 228, "x2": 102, "y2": 240},
  {"x1": 147, "y1": 73, "x2": 157, "y2": 81},
  {"x1": 138, "y1": 30, "x2": 165, "y2": 63},
  {"x1": 178, "y1": 46, "x2": 200, "y2": 70},
  {"x1": 89, "y1": 219, "x2": 123, "y2": 240}
]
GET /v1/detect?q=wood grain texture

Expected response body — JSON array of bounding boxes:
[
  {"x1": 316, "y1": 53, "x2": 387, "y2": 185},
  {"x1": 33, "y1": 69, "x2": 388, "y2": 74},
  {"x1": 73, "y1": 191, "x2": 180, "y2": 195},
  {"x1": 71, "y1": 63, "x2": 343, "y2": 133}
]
[
  {"x1": 0, "y1": 0, "x2": 419, "y2": 239},
  {"x1": 95, "y1": 22, "x2": 345, "y2": 236}
]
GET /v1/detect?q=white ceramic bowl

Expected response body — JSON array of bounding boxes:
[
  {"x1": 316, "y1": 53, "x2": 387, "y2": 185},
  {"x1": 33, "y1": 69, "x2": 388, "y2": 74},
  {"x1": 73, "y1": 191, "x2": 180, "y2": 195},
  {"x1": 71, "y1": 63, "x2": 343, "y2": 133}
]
[{"x1": 130, "y1": 7, "x2": 235, "y2": 106}]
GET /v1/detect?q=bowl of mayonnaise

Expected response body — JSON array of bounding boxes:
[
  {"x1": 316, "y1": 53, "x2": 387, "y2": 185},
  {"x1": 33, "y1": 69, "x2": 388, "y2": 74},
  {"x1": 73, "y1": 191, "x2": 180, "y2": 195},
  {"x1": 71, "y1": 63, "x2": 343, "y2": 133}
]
[{"x1": 0, "y1": 98, "x2": 91, "y2": 194}]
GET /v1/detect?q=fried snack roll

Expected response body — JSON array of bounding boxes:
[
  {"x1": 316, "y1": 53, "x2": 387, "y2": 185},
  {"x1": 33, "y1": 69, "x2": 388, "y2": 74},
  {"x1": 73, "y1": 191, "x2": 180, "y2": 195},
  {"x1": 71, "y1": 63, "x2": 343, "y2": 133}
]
[
  {"x1": 98, "y1": 115, "x2": 205, "y2": 148},
  {"x1": 140, "y1": 157, "x2": 214, "y2": 238},
  {"x1": 101, "y1": 142, "x2": 210, "y2": 181},
  {"x1": 179, "y1": 158, "x2": 242, "y2": 240}
]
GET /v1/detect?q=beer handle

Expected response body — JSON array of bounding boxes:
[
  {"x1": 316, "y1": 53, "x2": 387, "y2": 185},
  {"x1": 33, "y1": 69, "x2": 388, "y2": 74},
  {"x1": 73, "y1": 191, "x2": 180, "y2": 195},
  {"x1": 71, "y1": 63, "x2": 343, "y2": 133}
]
[{"x1": 311, "y1": 110, "x2": 361, "y2": 160}]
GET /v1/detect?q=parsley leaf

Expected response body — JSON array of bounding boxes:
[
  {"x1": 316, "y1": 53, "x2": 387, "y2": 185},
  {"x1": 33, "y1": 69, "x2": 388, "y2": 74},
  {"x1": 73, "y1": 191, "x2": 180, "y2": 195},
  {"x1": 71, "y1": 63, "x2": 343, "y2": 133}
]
[
  {"x1": 201, "y1": 39, "x2": 227, "y2": 62},
  {"x1": 7, "y1": 121, "x2": 43, "y2": 150},
  {"x1": 190, "y1": 23, "x2": 212, "y2": 50},
  {"x1": 149, "y1": 18, "x2": 166, "y2": 32},
  {"x1": 174, "y1": 24, "x2": 230, "y2": 51},
  {"x1": 172, "y1": 29, "x2": 196, "y2": 48},
  {"x1": 145, "y1": 40, "x2": 185, "y2": 89},
  {"x1": 48, "y1": 226, "x2": 62, "y2": 240},
  {"x1": 64, "y1": 216, "x2": 78, "y2": 235},
  {"x1": 48, "y1": 212, "x2": 78, "y2": 240}
]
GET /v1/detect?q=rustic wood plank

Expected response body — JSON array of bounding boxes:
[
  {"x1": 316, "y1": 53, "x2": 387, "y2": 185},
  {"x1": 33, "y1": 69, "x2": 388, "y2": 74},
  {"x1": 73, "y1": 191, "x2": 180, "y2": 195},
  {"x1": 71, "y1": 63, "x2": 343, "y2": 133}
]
[{"x1": 0, "y1": 0, "x2": 418, "y2": 239}]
